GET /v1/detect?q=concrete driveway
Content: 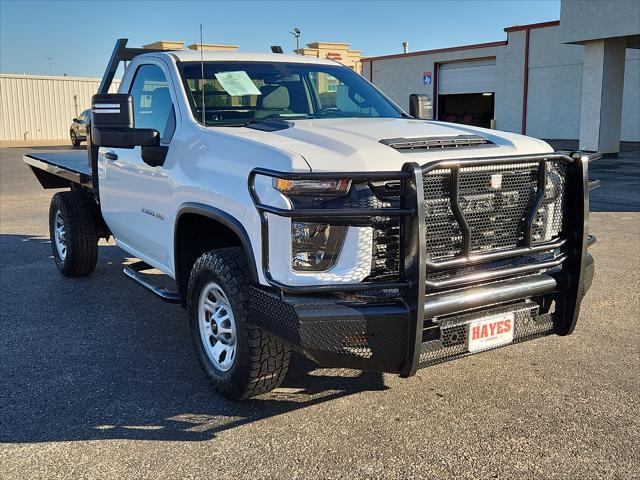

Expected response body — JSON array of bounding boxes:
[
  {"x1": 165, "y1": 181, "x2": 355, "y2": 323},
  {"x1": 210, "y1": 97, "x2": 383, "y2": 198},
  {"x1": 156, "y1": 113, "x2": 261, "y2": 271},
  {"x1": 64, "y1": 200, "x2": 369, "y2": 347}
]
[{"x1": 1, "y1": 146, "x2": 638, "y2": 479}]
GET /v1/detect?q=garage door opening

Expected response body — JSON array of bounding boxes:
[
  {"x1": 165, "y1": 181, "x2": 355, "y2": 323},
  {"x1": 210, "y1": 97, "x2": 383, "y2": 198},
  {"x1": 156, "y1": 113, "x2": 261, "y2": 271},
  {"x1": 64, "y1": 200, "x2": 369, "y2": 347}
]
[
  {"x1": 437, "y1": 58, "x2": 496, "y2": 128},
  {"x1": 438, "y1": 92, "x2": 494, "y2": 128}
]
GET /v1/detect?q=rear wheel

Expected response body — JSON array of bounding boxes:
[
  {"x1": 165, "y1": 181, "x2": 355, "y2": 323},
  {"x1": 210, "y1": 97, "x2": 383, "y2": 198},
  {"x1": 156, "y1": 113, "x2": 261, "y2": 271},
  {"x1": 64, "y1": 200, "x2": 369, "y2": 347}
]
[
  {"x1": 70, "y1": 130, "x2": 80, "y2": 147},
  {"x1": 187, "y1": 247, "x2": 290, "y2": 400},
  {"x1": 49, "y1": 191, "x2": 99, "y2": 276}
]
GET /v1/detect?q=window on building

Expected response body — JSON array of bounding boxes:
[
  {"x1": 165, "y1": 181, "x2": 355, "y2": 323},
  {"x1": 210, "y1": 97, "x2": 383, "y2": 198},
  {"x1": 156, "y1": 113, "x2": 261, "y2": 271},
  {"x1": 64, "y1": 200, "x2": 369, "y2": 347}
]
[{"x1": 129, "y1": 64, "x2": 176, "y2": 142}]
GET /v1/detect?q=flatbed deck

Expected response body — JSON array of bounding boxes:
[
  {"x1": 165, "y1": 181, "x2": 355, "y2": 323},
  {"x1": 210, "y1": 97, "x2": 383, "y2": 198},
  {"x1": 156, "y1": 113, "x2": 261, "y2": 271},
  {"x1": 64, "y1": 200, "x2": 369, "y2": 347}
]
[{"x1": 23, "y1": 150, "x2": 92, "y2": 189}]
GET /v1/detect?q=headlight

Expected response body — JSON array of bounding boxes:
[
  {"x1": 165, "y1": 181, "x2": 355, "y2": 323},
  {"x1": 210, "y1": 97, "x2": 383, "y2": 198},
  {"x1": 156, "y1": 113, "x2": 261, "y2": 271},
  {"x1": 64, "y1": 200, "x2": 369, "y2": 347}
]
[
  {"x1": 273, "y1": 178, "x2": 351, "y2": 196},
  {"x1": 534, "y1": 165, "x2": 565, "y2": 242},
  {"x1": 291, "y1": 222, "x2": 347, "y2": 271}
]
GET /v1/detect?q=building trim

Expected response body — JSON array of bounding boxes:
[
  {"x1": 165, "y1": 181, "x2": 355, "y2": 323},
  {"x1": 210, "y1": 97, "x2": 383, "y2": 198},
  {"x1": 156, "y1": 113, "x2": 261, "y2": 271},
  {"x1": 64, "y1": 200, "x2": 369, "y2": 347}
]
[
  {"x1": 362, "y1": 21, "x2": 560, "y2": 65},
  {"x1": 0, "y1": 73, "x2": 109, "y2": 82},
  {"x1": 521, "y1": 29, "x2": 531, "y2": 135},
  {"x1": 361, "y1": 40, "x2": 507, "y2": 62},
  {"x1": 504, "y1": 20, "x2": 560, "y2": 33},
  {"x1": 433, "y1": 63, "x2": 439, "y2": 119},
  {"x1": 436, "y1": 55, "x2": 498, "y2": 66}
]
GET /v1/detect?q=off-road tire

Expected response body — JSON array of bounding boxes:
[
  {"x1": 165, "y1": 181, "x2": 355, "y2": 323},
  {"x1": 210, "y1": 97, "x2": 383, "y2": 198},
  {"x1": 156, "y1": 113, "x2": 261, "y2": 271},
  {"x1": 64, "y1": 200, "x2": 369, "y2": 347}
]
[
  {"x1": 187, "y1": 247, "x2": 290, "y2": 400},
  {"x1": 49, "y1": 190, "x2": 99, "y2": 276}
]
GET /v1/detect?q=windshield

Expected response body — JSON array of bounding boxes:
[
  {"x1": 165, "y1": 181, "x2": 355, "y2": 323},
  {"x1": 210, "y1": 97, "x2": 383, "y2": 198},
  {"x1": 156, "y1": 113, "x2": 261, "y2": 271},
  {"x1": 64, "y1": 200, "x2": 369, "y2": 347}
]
[{"x1": 179, "y1": 61, "x2": 404, "y2": 126}]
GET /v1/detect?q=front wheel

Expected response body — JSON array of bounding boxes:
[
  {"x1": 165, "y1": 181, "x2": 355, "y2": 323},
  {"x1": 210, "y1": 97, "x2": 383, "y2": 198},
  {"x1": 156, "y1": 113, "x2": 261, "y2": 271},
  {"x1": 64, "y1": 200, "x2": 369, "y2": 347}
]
[{"x1": 187, "y1": 248, "x2": 290, "y2": 400}]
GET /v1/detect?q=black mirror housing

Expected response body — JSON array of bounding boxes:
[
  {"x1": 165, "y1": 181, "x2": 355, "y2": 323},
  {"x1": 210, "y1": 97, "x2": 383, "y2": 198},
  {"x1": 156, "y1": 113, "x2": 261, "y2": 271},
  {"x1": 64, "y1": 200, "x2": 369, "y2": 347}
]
[
  {"x1": 409, "y1": 94, "x2": 433, "y2": 120},
  {"x1": 92, "y1": 127, "x2": 160, "y2": 149},
  {"x1": 91, "y1": 93, "x2": 133, "y2": 128},
  {"x1": 90, "y1": 93, "x2": 160, "y2": 148}
]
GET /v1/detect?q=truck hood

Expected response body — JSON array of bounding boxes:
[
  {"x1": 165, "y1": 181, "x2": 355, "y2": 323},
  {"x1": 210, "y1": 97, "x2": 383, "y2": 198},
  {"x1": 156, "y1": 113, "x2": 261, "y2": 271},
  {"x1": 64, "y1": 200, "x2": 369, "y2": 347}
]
[{"x1": 221, "y1": 117, "x2": 554, "y2": 172}]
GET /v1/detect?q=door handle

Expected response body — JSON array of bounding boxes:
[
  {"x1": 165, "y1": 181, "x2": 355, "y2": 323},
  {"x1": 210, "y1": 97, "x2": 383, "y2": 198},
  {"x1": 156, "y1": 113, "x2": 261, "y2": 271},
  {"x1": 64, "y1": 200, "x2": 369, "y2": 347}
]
[{"x1": 104, "y1": 152, "x2": 118, "y2": 161}]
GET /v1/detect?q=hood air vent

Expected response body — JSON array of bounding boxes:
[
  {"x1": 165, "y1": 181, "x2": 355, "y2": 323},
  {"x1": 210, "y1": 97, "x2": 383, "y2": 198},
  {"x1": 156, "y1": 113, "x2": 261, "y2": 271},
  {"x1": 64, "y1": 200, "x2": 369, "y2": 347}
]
[{"x1": 380, "y1": 135, "x2": 494, "y2": 151}]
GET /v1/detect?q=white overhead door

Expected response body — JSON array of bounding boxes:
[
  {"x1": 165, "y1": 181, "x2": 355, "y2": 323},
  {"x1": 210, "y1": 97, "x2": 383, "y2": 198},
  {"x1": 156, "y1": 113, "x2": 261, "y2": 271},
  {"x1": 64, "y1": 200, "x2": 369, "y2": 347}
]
[{"x1": 438, "y1": 59, "x2": 497, "y2": 95}]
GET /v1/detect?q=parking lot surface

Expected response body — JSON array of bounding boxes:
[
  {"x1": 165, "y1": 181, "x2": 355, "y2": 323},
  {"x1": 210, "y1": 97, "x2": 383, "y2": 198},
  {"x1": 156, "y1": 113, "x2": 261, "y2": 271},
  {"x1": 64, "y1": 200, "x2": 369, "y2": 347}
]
[{"x1": 1, "y1": 146, "x2": 639, "y2": 479}]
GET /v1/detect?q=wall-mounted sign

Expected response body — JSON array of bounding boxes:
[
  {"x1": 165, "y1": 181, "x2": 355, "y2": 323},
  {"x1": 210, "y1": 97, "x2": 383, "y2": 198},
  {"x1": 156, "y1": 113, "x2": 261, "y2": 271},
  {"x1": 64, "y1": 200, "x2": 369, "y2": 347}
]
[
  {"x1": 423, "y1": 72, "x2": 432, "y2": 85},
  {"x1": 326, "y1": 52, "x2": 343, "y2": 61}
]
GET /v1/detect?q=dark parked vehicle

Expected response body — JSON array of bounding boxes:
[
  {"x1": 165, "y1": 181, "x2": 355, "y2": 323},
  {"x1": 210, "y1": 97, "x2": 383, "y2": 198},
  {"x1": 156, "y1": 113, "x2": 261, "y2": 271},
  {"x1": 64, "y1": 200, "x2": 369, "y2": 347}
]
[{"x1": 70, "y1": 109, "x2": 91, "y2": 147}]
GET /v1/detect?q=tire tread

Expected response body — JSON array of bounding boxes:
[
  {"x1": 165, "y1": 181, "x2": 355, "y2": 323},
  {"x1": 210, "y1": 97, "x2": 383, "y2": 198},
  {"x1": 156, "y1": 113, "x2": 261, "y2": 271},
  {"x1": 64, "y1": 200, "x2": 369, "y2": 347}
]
[
  {"x1": 49, "y1": 190, "x2": 98, "y2": 276},
  {"x1": 187, "y1": 248, "x2": 290, "y2": 400}
]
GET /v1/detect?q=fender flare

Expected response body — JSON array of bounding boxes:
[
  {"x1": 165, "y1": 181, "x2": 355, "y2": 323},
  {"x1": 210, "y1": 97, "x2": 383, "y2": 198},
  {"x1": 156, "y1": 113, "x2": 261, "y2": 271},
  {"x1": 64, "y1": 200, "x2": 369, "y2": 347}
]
[{"x1": 174, "y1": 202, "x2": 259, "y2": 284}]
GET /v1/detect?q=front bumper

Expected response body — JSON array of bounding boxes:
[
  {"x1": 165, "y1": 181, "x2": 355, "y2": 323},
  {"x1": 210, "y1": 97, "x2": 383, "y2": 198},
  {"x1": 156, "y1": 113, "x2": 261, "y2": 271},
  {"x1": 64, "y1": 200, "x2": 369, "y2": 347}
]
[
  {"x1": 248, "y1": 152, "x2": 595, "y2": 375},
  {"x1": 250, "y1": 258, "x2": 594, "y2": 375}
]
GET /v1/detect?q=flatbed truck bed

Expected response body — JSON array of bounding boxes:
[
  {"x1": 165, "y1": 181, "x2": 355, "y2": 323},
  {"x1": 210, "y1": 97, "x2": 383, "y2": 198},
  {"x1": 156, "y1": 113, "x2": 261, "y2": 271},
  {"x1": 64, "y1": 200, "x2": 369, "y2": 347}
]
[{"x1": 23, "y1": 150, "x2": 92, "y2": 189}]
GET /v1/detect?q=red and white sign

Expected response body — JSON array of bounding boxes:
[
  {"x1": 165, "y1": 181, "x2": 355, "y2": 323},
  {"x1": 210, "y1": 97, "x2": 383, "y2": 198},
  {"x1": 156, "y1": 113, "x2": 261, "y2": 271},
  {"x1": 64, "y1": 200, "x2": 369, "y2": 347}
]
[
  {"x1": 467, "y1": 312, "x2": 514, "y2": 353},
  {"x1": 326, "y1": 52, "x2": 343, "y2": 61}
]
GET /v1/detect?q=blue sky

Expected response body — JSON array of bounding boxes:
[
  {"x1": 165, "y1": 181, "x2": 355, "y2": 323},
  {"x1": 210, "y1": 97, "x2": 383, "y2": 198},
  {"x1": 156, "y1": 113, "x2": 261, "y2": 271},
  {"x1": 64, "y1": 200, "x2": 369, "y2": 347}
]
[{"x1": 1, "y1": 0, "x2": 560, "y2": 78}]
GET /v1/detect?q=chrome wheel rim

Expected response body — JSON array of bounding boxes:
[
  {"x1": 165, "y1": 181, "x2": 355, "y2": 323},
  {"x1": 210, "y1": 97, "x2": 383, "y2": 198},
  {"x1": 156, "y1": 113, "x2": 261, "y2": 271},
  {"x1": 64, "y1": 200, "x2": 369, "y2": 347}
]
[
  {"x1": 53, "y1": 210, "x2": 67, "y2": 261},
  {"x1": 198, "y1": 282, "x2": 236, "y2": 372}
]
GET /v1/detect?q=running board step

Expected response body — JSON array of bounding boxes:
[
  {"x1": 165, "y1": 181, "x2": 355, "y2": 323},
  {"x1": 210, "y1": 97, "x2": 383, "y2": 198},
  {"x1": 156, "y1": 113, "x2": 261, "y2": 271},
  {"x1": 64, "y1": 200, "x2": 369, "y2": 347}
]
[{"x1": 123, "y1": 261, "x2": 180, "y2": 303}]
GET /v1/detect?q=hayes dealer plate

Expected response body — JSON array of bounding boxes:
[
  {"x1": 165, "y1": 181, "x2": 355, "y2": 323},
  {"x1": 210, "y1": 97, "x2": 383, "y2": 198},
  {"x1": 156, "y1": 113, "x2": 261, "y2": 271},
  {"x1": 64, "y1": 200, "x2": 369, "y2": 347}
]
[{"x1": 467, "y1": 312, "x2": 515, "y2": 353}]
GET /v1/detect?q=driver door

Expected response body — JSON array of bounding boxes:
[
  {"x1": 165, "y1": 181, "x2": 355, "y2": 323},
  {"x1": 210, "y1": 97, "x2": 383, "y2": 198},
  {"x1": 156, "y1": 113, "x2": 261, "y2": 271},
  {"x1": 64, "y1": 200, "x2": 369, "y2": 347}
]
[{"x1": 98, "y1": 62, "x2": 177, "y2": 271}]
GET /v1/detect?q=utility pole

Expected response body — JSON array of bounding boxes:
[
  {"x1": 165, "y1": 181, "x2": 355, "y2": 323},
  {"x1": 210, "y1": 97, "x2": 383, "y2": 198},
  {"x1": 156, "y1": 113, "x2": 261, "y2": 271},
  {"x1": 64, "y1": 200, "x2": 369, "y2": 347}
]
[
  {"x1": 47, "y1": 57, "x2": 53, "y2": 75},
  {"x1": 290, "y1": 28, "x2": 301, "y2": 54}
]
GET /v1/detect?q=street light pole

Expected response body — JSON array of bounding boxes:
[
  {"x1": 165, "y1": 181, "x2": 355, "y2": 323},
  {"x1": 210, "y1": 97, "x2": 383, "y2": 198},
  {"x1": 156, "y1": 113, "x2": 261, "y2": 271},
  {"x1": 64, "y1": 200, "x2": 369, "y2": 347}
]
[
  {"x1": 290, "y1": 28, "x2": 301, "y2": 54},
  {"x1": 47, "y1": 57, "x2": 52, "y2": 76}
]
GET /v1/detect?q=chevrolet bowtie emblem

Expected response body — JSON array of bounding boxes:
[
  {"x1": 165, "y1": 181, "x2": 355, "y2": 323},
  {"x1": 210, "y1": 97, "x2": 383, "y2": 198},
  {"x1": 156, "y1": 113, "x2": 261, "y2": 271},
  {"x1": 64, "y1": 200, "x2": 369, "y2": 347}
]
[{"x1": 490, "y1": 173, "x2": 503, "y2": 189}]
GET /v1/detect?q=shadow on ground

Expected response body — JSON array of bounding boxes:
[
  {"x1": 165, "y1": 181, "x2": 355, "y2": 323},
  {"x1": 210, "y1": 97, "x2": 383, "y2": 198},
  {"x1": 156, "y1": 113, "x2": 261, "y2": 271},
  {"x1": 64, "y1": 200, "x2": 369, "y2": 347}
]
[{"x1": 0, "y1": 233, "x2": 386, "y2": 443}]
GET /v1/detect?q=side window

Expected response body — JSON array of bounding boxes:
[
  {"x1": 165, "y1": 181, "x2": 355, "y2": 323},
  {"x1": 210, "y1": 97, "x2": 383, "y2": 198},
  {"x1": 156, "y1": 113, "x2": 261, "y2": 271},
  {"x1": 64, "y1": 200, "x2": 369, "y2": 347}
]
[
  {"x1": 129, "y1": 64, "x2": 176, "y2": 142},
  {"x1": 308, "y1": 71, "x2": 377, "y2": 116}
]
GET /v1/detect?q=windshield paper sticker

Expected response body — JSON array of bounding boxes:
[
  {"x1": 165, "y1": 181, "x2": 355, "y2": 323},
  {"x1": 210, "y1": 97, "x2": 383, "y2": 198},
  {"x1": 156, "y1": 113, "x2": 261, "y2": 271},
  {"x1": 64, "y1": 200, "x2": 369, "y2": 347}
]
[{"x1": 214, "y1": 71, "x2": 261, "y2": 96}]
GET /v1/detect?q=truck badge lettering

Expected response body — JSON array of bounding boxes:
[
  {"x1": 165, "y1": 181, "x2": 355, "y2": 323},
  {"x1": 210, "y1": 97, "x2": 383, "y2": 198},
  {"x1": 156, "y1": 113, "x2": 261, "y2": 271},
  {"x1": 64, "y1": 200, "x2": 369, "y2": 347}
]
[{"x1": 141, "y1": 207, "x2": 165, "y2": 221}]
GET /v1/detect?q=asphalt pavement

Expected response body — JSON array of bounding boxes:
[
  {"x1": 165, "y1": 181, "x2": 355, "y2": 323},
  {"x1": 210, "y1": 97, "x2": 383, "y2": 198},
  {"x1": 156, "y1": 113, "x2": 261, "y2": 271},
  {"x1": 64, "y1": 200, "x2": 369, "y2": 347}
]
[{"x1": 1, "y1": 145, "x2": 639, "y2": 479}]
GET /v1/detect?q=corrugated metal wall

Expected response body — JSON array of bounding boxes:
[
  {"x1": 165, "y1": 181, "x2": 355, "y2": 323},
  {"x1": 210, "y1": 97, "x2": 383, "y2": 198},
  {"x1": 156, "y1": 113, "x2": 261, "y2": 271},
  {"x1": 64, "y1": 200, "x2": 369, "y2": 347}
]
[{"x1": 0, "y1": 74, "x2": 120, "y2": 141}]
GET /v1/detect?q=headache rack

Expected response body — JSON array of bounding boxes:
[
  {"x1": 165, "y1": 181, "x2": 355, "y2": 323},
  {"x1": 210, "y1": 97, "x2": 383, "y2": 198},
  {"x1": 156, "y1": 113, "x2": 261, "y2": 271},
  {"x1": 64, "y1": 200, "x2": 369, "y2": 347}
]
[{"x1": 248, "y1": 152, "x2": 592, "y2": 376}]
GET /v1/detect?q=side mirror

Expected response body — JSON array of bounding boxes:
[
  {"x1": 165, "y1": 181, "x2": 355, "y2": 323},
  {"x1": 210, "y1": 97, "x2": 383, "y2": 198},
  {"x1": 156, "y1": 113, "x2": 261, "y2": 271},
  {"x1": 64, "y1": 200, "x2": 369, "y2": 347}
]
[
  {"x1": 72, "y1": 117, "x2": 79, "y2": 123},
  {"x1": 409, "y1": 94, "x2": 433, "y2": 120},
  {"x1": 91, "y1": 93, "x2": 160, "y2": 148}
]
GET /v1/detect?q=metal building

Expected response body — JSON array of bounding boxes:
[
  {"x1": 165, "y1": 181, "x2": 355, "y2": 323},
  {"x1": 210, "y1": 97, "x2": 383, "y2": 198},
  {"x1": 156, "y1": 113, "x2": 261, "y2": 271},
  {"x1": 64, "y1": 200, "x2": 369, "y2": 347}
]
[
  {"x1": 362, "y1": 0, "x2": 640, "y2": 154},
  {"x1": 0, "y1": 74, "x2": 119, "y2": 141}
]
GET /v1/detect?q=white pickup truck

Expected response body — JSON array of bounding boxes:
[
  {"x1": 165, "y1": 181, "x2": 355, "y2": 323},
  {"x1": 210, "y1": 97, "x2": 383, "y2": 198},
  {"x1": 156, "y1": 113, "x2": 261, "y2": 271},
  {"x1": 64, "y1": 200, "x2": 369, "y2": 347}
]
[{"x1": 25, "y1": 39, "x2": 598, "y2": 400}]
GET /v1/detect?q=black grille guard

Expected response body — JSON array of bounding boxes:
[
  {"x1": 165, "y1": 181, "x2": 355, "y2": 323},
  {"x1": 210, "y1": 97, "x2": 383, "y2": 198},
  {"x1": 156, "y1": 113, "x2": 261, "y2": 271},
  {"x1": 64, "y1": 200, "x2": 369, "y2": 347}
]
[{"x1": 248, "y1": 151, "x2": 592, "y2": 376}]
